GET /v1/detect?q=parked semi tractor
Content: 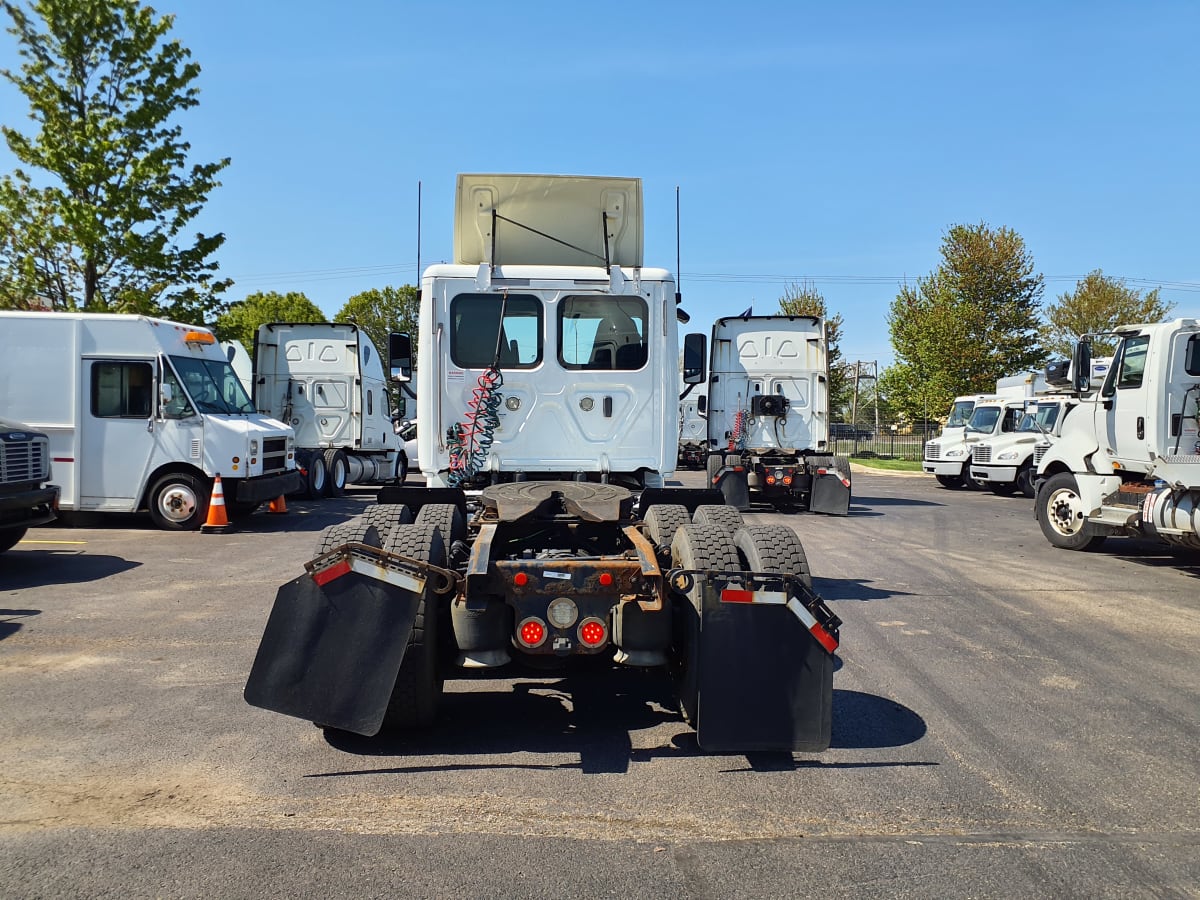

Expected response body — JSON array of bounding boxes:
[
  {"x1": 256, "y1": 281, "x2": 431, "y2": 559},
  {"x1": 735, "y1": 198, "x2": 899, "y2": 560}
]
[
  {"x1": 248, "y1": 322, "x2": 407, "y2": 496},
  {"x1": 0, "y1": 312, "x2": 301, "y2": 530},
  {"x1": 245, "y1": 174, "x2": 842, "y2": 752},
  {"x1": 1035, "y1": 319, "x2": 1200, "y2": 551},
  {"x1": 0, "y1": 417, "x2": 59, "y2": 554},
  {"x1": 703, "y1": 314, "x2": 851, "y2": 514}
]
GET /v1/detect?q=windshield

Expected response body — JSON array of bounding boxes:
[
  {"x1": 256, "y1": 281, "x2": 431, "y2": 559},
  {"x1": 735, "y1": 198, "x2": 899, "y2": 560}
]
[
  {"x1": 170, "y1": 356, "x2": 256, "y2": 414},
  {"x1": 1016, "y1": 403, "x2": 1061, "y2": 433},
  {"x1": 946, "y1": 400, "x2": 975, "y2": 428},
  {"x1": 966, "y1": 405, "x2": 1001, "y2": 433}
]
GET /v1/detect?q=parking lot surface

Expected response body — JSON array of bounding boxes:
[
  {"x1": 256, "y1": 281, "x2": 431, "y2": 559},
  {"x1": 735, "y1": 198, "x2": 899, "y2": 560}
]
[{"x1": 1, "y1": 470, "x2": 1197, "y2": 898}]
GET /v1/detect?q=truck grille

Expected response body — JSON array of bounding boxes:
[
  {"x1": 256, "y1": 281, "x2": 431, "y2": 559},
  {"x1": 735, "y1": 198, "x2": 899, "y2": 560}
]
[
  {"x1": 924, "y1": 441, "x2": 940, "y2": 460},
  {"x1": 262, "y1": 437, "x2": 289, "y2": 474},
  {"x1": 973, "y1": 445, "x2": 992, "y2": 463},
  {"x1": 1034, "y1": 445, "x2": 1049, "y2": 466},
  {"x1": 1, "y1": 436, "x2": 48, "y2": 485}
]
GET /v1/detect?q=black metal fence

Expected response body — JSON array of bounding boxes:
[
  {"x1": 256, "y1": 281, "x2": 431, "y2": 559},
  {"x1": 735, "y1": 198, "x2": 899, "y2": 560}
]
[{"x1": 828, "y1": 423, "x2": 942, "y2": 461}]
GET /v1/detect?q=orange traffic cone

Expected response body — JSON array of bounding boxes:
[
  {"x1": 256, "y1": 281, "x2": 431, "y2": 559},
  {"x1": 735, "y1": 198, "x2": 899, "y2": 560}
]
[
  {"x1": 268, "y1": 493, "x2": 288, "y2": 514},
  {"x1": 200, "y1": 473, "x2": 231, "y2": 533}
]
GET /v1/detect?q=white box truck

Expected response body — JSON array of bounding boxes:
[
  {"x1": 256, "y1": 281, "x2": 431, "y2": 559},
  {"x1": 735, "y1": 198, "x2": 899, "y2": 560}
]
[
  {"x1": 0, "y1": 312, "x2": 301, "y2": 530},
  {"x1": 248, "y1": 322, "x2": 405, "y2": 496}
]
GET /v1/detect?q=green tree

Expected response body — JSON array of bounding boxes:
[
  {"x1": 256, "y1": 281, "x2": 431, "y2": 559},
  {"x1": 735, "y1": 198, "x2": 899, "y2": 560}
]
[
  {"x1": 214, "y1": 291, "x2": 325, "y2": 350},
  {"x1": 334, "y1": 284, "x2": 419, "y2": 363},
  {"x1": 0, "y1": 0, "x2": 229, "y2": 321},
  {"x1": 777, "y1": 281, "x2": 851, "y2": 415},
  {"x1": 1041, "y1": 270, "x2": 1174, "y2": 357},
  {"x1": 882, "y1": 222, "x2": 1044, "y2": 421}
]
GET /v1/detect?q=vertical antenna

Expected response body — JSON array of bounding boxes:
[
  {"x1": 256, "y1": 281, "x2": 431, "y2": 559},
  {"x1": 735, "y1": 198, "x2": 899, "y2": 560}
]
[
  {"x1": 675, "y1": 185, "x2": 682, "y2": 303},
  {"x1": 416, "y1": 180, "x2": 422, "y2": 289}
]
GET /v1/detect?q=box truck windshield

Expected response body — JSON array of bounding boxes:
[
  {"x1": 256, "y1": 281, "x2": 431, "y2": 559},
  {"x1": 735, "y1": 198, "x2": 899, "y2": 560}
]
[{"x1": 172, "y1": 356, "x2": 255, "y2": 415}]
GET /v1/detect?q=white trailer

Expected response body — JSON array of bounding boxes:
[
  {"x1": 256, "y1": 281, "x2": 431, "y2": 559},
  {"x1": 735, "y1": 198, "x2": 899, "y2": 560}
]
[
  {"x1": 246, "y1": 173, "x2": 842, "y2": 753},
  {"x1": 250, "y1": 322, "x2": 404, "y2": 496},
  {"x1": 703, "y1": 314, "x2": 851, "y2": 515},
  {"x1": 1036, "y1": 319, "x2": 1200, "y2": 551},
  {"x1": 0, "y1": 312, "x2": 301, "y2": 530}
]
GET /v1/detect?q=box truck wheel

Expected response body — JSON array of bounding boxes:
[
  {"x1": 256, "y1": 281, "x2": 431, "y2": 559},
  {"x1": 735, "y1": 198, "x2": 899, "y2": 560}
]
[
  {"x1": 669, "y1": 524, "x2": 739, "y2": 726},
  {"x1": 1016, "y1": 462, "x2": 1036, "y2": 499},
  {"x1": 1037, "y1": 473, "x2": 1107, "y2": 551},
  {"x1": 0, "y1": 526, "x2": 28, "y2": 554},
  {"x1": 148, "y1": 473, "x2": 209, "y2": 531},
  {"x1": 381, "y1": 522, "x2": 446, "y2": 729},
  {"x1": 733, "y1": 524, "x2": 812, "y2": 590},
  {"x1": 323, "y1": 449, "x2": 348, "y2": 496},
  {"x1": 643, "y1": 504, "x2": 690, "y2": 549}
]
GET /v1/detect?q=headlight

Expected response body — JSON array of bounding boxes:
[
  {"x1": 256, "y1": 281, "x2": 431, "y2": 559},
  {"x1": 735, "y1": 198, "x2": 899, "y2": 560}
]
[
  {"x1": 250, "y1": 439, "x2": 259, "y2": 455},
  {"x1": 998, "y1": 450, "x2": 1019, "y2": 461},
  {"x1": 287, "y1": 436, "x2": 295, "y2": 452},
  {"x1": 945, "y1": 448, "x2": 964, "y2": 458}
]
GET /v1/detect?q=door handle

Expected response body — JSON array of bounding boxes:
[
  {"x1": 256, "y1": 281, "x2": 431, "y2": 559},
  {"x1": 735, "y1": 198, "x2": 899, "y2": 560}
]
[{"x1": 1136, "y1": 417, "x2": 1144, "y2": 440}]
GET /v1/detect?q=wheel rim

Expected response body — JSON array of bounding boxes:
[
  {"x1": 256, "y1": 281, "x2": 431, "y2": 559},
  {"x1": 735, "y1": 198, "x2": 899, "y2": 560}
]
[
  {"x1": 157, "y1": 482, "x2": 199, "y2": 525},
  {"x1": 1046, "y1": 486, "x2": 1086, "y2": 536},
  {"x1": 332, "y1": 457, "x2": 347, "y2": 487}
]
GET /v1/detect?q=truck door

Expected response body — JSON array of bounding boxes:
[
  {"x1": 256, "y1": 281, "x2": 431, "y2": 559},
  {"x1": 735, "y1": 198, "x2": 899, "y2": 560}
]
[
  {"x1": 80, "y1": 359, "x2": 156, "y2": 509},
  {"x1": 1101, "y1": 334, "x2": 1151, "y2": 469}
]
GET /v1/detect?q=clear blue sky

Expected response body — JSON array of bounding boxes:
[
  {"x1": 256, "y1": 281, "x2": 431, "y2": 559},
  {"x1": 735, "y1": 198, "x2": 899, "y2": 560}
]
[{"x1": 3, "y1": 1, "x2": 1199, "y2": 365}]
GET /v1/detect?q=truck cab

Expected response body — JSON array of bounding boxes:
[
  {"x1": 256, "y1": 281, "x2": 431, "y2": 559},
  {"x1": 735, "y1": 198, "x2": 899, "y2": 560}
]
[
  {"x1": 0, "y1": 417, "x2": 59, "y2": 554},
  {"x1": 970, "y1": 396, "x2": 1079, "y2": 497}
]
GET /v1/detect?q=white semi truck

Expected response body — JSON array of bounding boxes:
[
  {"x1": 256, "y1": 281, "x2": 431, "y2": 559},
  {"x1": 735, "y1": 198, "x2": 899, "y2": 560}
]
[
  {"x1": 248, "y1": 322, "x2": 406, "y2": 496},
  {"x1": 703, "y1": 315, "x2": 851, "y2": 515},
  {"x1": 246, "y1": 173, "x2": 842, "y2": 753},
  {"x1": 0, "y1": 312, "x2": 301, "y2": 530},
  {"x1": 1036, "y1": 319, "x2": 1200, "y2": 551},
  {"x1": 677, "y1": 381, "x2": 707, "y2": 469}
]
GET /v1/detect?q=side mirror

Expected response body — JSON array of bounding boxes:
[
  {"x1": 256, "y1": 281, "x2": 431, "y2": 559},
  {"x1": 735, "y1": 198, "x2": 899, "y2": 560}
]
[
  {"x1": 389, "y1": 332, "x2": 413, "y2": 383},
  {"x1": 1072, "y1": 339, "x2": 1093, "y2": 393},
  {"x1": 160, "y1": 382, "x2": 174, "y2": 407},
  {"x1": 683, "y1": 332, "x2": 707, "y2": 385}
]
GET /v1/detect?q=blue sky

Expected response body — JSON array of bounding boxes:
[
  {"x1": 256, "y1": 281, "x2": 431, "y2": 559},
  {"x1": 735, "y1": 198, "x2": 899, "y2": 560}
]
[{"x1": 3, "y1": 1, "x2": 1198, "y2": 365}]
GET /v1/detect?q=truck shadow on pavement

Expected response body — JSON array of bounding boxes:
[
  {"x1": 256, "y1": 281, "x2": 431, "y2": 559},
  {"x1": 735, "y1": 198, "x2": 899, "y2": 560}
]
[
  {"x1": 813, "y1": 576, "x2": 914, "y2": 603},
  {"x1": 0, "y1": 548, "x2": 139, "y2": 590},
  {"x1": 0, "y1": 607, "x2": 40, "y2": 641},
  {"x1": 311, "y1": 670, "x2": 928, "y2": 776}
]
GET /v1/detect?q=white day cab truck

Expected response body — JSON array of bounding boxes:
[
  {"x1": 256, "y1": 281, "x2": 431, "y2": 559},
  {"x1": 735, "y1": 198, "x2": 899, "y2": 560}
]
[
  {"x1": 1036, "y1": 319, "x2": 1200, "y2": 552},
  {"x1": 968, "y1": 359, "x2": 1110, "y2": 497},
  {"x1": 234, "y1": 322, "x2": 408, "y2": 497},
  {"x1": 0, "y1": 417, "x2": 60, "y2": 554},
  {"x1": 924, "y1": 387, "x2": 1031, "y2": 489},
  {"x1": 0, "y1": 312, "x2": 302, "y2": 530},
  {"x1": 245, "y1": 173, "x2": 843, "y2": 753},
  {"x1": 704, "y1": 314, "x2": 851, "y2": 515}
]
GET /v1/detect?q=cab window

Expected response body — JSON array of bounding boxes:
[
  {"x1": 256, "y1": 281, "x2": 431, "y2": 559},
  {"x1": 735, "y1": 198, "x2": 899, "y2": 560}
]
[
  {"x1": 1115, "y1": 335, "x2": 1150, "y2": 389},
  {"x1": 559, "y1": 295, "x2": 648, "y2": 370},
  {"x1": 91, "y1": 361, "x2": 153, "y2": 418},
  {"x1": 450, "y1": 293, "x2": 542, "y2": 369}
]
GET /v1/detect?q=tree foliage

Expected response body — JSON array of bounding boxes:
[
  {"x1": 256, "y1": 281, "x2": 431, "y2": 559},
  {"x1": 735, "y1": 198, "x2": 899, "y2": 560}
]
[
  {"x1": 214, "y1": 291, "x2": 325, "y2": 350},
  {"x1": 777, "y1": 281, "x2": 852, "y2": 415},
  {"x1": 881, "y1": 222, "x2": 1045, "y2": 421},
  {"x1": 334, "y1": 284, "x2": 419, "y2": 364},
  {"x1": 0, "y1": 0, "x2": 229, "y2": 321},
  {"x1": 1041, "y1": 270, "x2": 1174, "y2": 357}
]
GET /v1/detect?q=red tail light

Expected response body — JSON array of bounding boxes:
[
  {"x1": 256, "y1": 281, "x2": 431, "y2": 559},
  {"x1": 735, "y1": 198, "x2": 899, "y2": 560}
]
[
  {"x1": 578, "y1": 617, "x2": 607, "y2": 647},
  {"x1": 598, "y1": 572, "x2": 613, "y2": 587},
  {"x1": 513, "y1": 572, "x2": 529, "y2": 587},
  {"x1": 766, "y1": 475, "x2": 776, "y2": 485},
  {"x1": 517, "y1": 617, "x2": 547, "y2": 648}
]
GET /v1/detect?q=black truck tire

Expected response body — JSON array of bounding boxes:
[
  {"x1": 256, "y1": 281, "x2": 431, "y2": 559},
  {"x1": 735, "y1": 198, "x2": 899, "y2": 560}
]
[
  {"x1": 1016, "y1": 462, "x2": 1036, "y2": 499},
  {"x1": 414, "y1": 503, "x2": 466, "y2": 547},
  {"x1": 313, "y1": 520, "x2": 382, "y2": 557},
  {"x1": 733, "y1": 524, "x2": 812, "y2": 589},
  {"x1": 1037, "y1": 472, "x2": 1107, "y2": 551},
  {"x1": 670, "y1": 524, "x2": 740, "y2": 726},
  {"x1": 643, "y1": 504, "x2": 690, "y2": 549},
  {"x1": 381, "y1": 522, "x2": 446, "y2": 730},
  {"x1": 362, "y1": 502, "x2": 414, "y2": 542},
  {"x1": 323, "y1": 449, "x2": 348, "y2": 496},
  {"x1": 934, "y1": 474, "x2": 963, "y2": 489},
  {"x1": 147, "y1": 472, "x2": 209, "y2": 531},
  {"x1": 302, "y1": 452, "x2": 327, "y2": 499},
  {"x1": 692, "y1": 503, "x2": 744, "y2": 533},
  {"x1": 0, "y1": 526, "x2": 28, "y2": 554}
]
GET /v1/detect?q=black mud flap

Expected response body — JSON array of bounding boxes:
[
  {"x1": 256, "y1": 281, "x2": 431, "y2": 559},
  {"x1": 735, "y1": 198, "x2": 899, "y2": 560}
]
[
  {"x1": 691, "y1": 574, "x2": 839, "y2": 752},
  {"x1": 810, "y1": 466, "x2": 852, "y2": 516},
  {"x1": 713, "y1": 467, "x2": 751, "y2": 511},
  {"x1": 244, "y1": 551, "x2": 424, "y2": 736}
]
